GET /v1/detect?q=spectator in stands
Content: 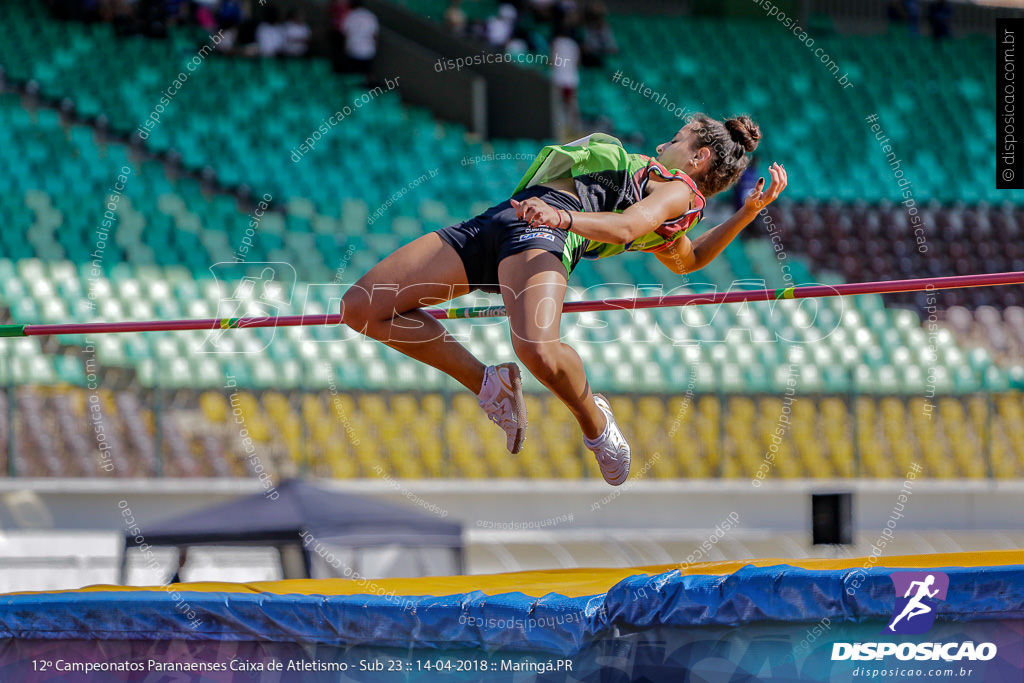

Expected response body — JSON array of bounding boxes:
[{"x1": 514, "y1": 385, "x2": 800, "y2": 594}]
[
  {"x1": 328, "y1": 0, "x2": 352, "y2": 73},
  {"x1": 50, "y1": 0, "x2": 102, "y2": 22},
  {"x1": 550, "y1": 0, "x2": 579, "y2": 36},
  {"x1": 506, "y1": 26, "x2": 532, "y2": 56},
  {"x1": 733, "y1": 155, "x2": 760, "y2": 211},
  {"x1": 928, "y1": 0, "x2": 952, "y2": 41},
  {"x1": 527, "y1": 0, "x2": 557, "y2": 24},
  {"x1": 444, "y1": 0, "x2": 468, "y2": 35},
  {"x1": 550, "y1": 23, "x2": 581, "y2": 136},
  {"x1": 281, "y1": 9, "x2": 313, "y2": 58},
  {"x1": 195, "y1": 1, "x2": 218, "y2": 32},
  {"x1": 343, "y1": 0, "x2": 379, "y2": 86},
  {"x1": 733, "y1": 156, "x2": 763, "y2": 239},
  {"x1": 138, "y1": 0, "x2": 170, "y2": 38},
  {"x1": 487, "y1": 4, "x2": 518, "y2": 50},
  {"x1": 163, "y1": 0, "x2": 186, "y2": 26},
  {"x1": 112, "y1": 0, "x2": 140, "y2": 35},
  {"x1": 217, "y1": 0, "x2": 243, "y2": 29},
  {"x1": 255, "y1": 7, "x2": 285, "y2": 57},
  {"x1": 887, "y1": 0, "x2": 920, "y2": 35},
  {"x1": 580, "y1": 1, "x2": 617, "y2": 68},
  {"x1": 517, "y1": 0, "x2": 550, "y2": 53},
  {"x1": 234, "y1": 12, "x2": 261, "y2": 54}
]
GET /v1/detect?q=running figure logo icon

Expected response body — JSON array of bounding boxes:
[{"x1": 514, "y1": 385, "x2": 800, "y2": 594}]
[{"x1": 886, "y1": 572, "x2": 949, "y2": 635}]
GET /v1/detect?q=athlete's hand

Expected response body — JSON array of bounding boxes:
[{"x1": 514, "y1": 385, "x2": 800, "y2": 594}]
[
  {"x1": 511, "y1": 197, "x2": 568, "y2": 230},
  {"x1": 742, "y1": 162, "x2": 787, "y2": 213}
]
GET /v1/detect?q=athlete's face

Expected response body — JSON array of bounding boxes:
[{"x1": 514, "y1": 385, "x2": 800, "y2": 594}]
[{"x1": 656, "y1": 121, "x2": 707, "y2": 175}]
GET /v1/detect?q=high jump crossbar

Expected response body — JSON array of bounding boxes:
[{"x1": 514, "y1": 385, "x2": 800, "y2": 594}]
[{"x1": 0, "y1": 271, "x2": 1020, "y2": 338}]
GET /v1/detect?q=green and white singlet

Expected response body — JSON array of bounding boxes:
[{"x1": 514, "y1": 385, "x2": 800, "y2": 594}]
[{"x1": 514, "y1": 133, "x2": 707, "y2": 273}]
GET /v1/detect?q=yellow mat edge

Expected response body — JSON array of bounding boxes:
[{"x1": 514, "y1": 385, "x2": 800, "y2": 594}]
[{"x1": 6, "y1": 549, "x2": 1022, "y2": 600}]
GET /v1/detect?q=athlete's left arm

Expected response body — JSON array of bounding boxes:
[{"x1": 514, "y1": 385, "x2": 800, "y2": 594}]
[{"x1": 656, "y1": 163, "x2": 788, "y2": 275}]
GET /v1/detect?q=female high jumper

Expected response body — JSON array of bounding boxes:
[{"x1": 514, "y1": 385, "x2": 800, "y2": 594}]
[{"x1": 341, "y1": 116, "x2": 787, "y2": 485}]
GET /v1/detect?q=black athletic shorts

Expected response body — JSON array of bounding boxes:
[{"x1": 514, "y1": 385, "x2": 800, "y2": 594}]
[{"x1": 436, "y1": 186, "x2": 586, "y2": 294}]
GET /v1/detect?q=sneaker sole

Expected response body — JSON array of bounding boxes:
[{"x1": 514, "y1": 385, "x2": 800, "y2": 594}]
[{"x1": 500, "y1": 362, "x2": 528, "y2": 454}]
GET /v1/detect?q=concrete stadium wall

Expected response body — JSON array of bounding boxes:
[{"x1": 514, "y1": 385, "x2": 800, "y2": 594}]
[
  {"x1": 1, "y1": 477, "x2": 1019, "y2": 534},
  {"x1": 0, "y1": 478, "x2": 1021, "y2": 591}
]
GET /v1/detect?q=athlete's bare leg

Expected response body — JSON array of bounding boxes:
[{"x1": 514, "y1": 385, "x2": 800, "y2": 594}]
[
  {"x1": 341, "y1": 233, "x2": 486, "y2": 393},
  {"x1": 497, "y1": 249, "x2": 606, "y2": 439}
]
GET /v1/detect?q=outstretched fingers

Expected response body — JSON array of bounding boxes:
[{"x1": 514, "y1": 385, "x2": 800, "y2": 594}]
[
  {"x1": 765, "y1": 162, "x2": 787, "y2": 200},
  {"x1": 745, "y1": 162, "x2": 787, "y2": 210}
]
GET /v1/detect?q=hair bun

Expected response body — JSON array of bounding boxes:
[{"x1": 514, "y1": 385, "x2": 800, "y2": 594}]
[{"x1": 725, "y1": 116, "x2": 761, "y2": 153}]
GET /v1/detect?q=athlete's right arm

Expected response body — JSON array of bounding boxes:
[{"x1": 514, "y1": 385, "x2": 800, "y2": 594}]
[
  {"x1": 656, "y1": 162, "x2": 788, "y2": 275},
  {"x1": 511, "y1": 178, "x2": 694, "y2": 245}
]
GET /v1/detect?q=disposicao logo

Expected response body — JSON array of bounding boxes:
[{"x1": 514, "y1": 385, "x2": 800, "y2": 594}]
[
  {"x1": 831, "y1": 571, "x2": 998, "y2": 662},
  {"x1": 886, "y1": 571, "x2": 948, "y2": 635}
]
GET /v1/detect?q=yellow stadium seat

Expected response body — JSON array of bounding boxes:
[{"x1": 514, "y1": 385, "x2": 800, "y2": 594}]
[
  {"x1": 409, "y1": 422, "x2": 443, "y2": 476},
  {"x1": 391, "y1": 439, "x2": 423, "y2": 478},
  {"x1": 200, "y1": 391, "x2": 228, "y2": 422},
  {"x1": 390, "y1": 394, "x2": 419, "y2": 422},
  {"x1": 636, "y1": 396, "x2": 665, "y2": 422},
  {"x1": 229, "y1": 392, "x2": 271, "y2": 442},
  {"x1": 421, "y1": 394, "x2": 445, "y2": 421},
  {"x1": 523, "y1": 393, "x2": 544, "y2": 421},
  {"x1": 138, "y1": 385, "x2": 1024, "y2": 482},
  {"x1": 862, "y1": 444, "x2": 887, "y2": 477},
  {"x1": 648, "y1": 449, "x2": 677, "y2": 479},
  {"x1": 482, "y1": 427, "x2": 518, "y2": 477},
  {"x1": 355, "y1": 438, "x2": 386, "y2": 477},
  {"x1": 719, "y1": 457, "x2": 742, "y2": 478},
  {"x1": 262, "y1": 391, "x2": 292, "y2": 424},
  {"x1": 451, "y1": 393, "x2": 479, "y2": 421},
  {"x1": 301, "y1": 394, "x2": 325, "y2": 423},
  {"x1": 966, "y1": 396, "x2": 987, "y2": 431},
  {"x1": 553, "y1": 450, "x2": 583, "y2": 478},
  {"x1": 776, "y1": 447, "x2": 800, "y2": 479},
  {"x1": 610, "y1": 395, "x2": 634, "y2": 424},
  {"x1": 328, "y1": 446, "x2": 359, "y2": 478},
  {"x1": 326, "y1": 392, "x2": 357, "y2": 424},
  {"x1": 359, "y1": 394, "x2": 389, "y2": 421},
  {"x1": 311, "y1": 416, "x2": 334, "y2": 445},
  {"x1": 523, "y1": 447, "x2": 554, "y2": 477}
]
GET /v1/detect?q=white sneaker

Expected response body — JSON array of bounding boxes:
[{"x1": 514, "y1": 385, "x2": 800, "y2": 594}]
[
  {"x1": 478, "y1": 363, "x2": 527, "y2": 454},
  {"x1": 585, "y1": 394, "x2": 631, "y2": 486}
]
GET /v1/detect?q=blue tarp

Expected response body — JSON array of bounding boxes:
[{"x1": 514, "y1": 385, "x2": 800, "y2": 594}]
[{"x1": 3, "y1": 563, "x2": 1023, "y2": 655}]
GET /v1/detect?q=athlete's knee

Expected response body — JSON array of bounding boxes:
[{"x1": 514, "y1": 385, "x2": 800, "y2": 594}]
[
  {"x1": 340, "y1": 284, "x2": 374, "y2": 333},
  {"x1": 513, "y1": 340, "x2": 563, "y2": 381}
]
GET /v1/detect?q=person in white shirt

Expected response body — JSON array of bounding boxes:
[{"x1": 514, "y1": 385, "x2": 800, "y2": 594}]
[
  {"x1": 550, "y1": 28, "x2": 581, "y2": 136},
  {"x1": 256, "y1": 8, "x2": 285, "y2": 58},
  {"x1": 344, "y1": 0, "x2": 379, "y2": 84},
  {"x1": 281, "y1": 9, "x2": 313, "y2": 58},
  {"x1": 486, "y1": 4, "x2": 517, "y2": 49}
]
